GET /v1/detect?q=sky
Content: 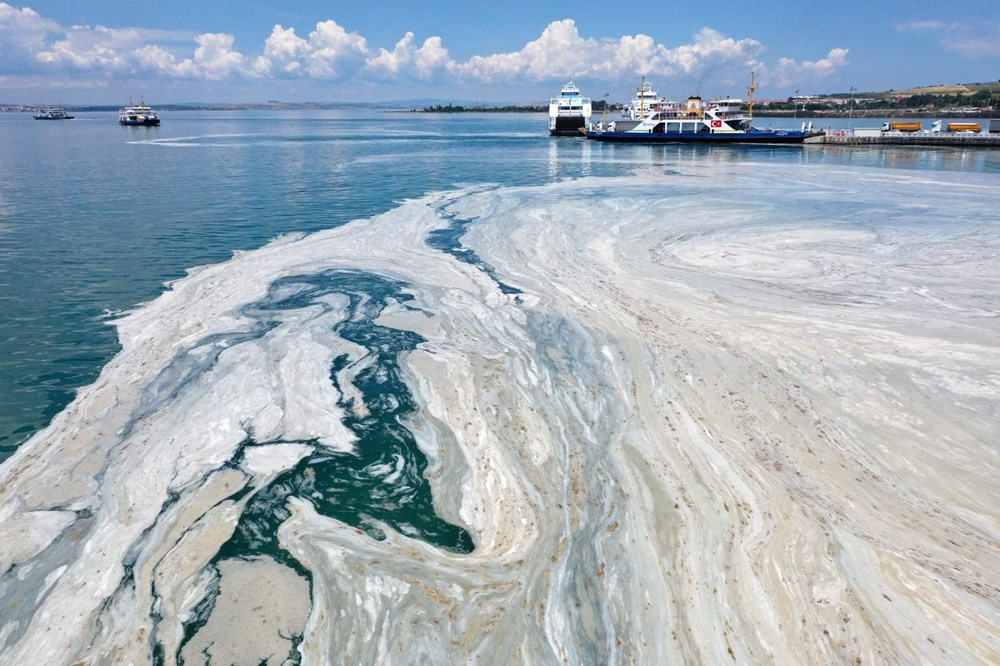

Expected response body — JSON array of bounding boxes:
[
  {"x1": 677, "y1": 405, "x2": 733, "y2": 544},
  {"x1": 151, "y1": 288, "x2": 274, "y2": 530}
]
[{"x1": 1, "y1": 1, "x2": 998, "y2": 104}]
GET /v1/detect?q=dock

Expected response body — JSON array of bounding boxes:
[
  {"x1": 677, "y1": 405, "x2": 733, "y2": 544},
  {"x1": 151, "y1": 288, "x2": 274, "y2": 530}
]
[{"x1": 817, "y1": 131, "x2": 1000, "y2": 147}]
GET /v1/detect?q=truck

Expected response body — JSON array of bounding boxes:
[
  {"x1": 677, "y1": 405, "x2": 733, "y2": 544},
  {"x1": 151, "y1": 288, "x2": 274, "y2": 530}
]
[{"x1": 881, "y1": 121, "x2": 922, "y2": 132}]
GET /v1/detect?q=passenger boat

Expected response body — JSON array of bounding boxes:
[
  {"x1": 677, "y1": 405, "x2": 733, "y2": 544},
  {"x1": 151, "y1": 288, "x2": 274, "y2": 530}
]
[
  {"x1": 549, "y1": 80, "x2": 592, "y2": 136},
  {"x1": 587, "y1": 74, "x2": 824, "y2": 145},
  {"x1": 119, "y1": 98, "x2": 160, "y2": 126},
  {"x1": 33, "y1": 107, "x2": 74, "y2": 120}
]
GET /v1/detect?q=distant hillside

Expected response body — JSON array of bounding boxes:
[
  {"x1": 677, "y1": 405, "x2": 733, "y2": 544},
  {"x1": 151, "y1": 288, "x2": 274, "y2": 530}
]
[
  {"x1": 888, "y1": 81, "x2": 1000, "y2": 97},
  {"x1": 828, "y1": 81, "x2": 1000, "y2": 99}
]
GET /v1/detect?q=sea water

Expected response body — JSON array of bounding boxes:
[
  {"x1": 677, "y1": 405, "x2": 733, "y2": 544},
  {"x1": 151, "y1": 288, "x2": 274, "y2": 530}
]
[{"x1": 0, "y1": 110, "x2": 998, "y2": 664}]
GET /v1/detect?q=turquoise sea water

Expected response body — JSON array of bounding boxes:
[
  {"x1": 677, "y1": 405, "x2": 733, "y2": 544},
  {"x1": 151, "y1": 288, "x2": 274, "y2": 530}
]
[{"x1": 1, "y1": 110, "x2": 996, "y2": 458}]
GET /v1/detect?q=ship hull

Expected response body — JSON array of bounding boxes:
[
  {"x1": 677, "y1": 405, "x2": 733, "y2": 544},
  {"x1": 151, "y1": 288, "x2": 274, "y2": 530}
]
[
  {"x1": 586, "y1": 130, "x2": 823, "y2": 144},
  {"x1": 119, "y1": 118, "x2": 160, "y2": 126}
]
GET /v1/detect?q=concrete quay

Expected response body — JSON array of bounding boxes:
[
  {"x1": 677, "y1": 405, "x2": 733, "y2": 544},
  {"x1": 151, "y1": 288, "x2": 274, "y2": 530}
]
[{"x1": 819, "y1": 131, "x2": 1000, "y2": 147}]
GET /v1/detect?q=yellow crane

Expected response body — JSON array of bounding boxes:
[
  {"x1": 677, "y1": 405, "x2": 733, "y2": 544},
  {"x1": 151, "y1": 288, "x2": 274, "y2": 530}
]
[{"x1": 747, "y1": 71, "x2": 760, "y2": 119}]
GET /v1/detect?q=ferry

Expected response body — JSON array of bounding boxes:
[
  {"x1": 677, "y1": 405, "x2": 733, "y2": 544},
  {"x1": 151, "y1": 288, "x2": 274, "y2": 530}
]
[
  {"x1": 549, "y1": 80, "x2": 592, "y2": 136},
  {"x1": 587, "y1": 74, "x2": 824, "y2": 145},
  {"x1": 33, "y1": 107, "x2": 74, "y2": 120},
  {"x1": 621, "y1": 79, "x2": 662, "y2": 119},
  {"x1": 119, "y1": 98, "x2": 160, "y2": 126}
]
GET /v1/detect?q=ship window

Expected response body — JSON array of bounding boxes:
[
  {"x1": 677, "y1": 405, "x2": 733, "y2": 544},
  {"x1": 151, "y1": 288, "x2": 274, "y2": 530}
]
[
  {"x1": 681, "y1": 122, "x2": 698, "y2": 133},
  {"x1": 666, "y1": 122, "x2": 681, "y2": 133}
]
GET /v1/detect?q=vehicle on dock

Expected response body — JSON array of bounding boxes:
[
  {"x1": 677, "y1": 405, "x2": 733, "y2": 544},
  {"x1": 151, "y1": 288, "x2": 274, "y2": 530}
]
[
  {"x1": 882, "y1": 122, "x2": 921, "y2": 132},
  {"x1": 943, "y1": 122, "x2": 982, "y2": 133},
  {"x1": 548, "y1": 80, "x2": 591, "y2": 136}
]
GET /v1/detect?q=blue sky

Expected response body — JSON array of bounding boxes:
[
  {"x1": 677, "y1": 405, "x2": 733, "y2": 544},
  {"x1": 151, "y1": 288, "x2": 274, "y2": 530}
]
[{"x1": 2, "y1": 1, "x2": 998, "y2": 104}]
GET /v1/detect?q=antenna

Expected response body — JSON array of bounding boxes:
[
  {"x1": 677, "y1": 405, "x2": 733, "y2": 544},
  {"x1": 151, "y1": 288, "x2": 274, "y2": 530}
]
[{"x1": 848, "y1": 86, "x2": 856, "y2": 131}]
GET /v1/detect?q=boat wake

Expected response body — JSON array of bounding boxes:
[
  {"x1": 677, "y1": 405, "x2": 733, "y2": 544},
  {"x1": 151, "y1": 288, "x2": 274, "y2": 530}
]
[{"x1": 1, "y1": 163, "x2": 999, "y2": 663}]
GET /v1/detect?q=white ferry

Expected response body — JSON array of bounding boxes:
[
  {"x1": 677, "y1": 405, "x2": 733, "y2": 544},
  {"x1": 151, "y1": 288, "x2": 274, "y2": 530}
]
[
  {"x1": 119, "y1": 98, "x2": 160, "y2": 126},
  {"x1": 33, "y1": 107, "x2": 74, "y2": 120},
  {"x1": 549, "y1": 80, "x2": 592, "y2": 136},
  {"x1": 587, "y1": 75, "x2": 823, "y2": 145},
  {"x1": 621, "y1": 79, "x2": 662, "y2": 119}
]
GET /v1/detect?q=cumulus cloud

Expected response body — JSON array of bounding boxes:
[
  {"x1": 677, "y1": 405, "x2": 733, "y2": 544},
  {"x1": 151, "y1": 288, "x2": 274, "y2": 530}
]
[
  {"x1": 766, "y1": 48, "x2": 850, "y2": 87},
  {"x1": 0, "y1": 3, "x2": 61, "y2": 71},
  {"x1": 367, "y1": 33, "x2": 451, "y2": 80},
  {"x1": 36, "y1": 26, "x2": 142, "y2": 70},
  {"x1": 0, "y1": 4, "x2": 847, "y2": 93},
  {"x1": 248, "y1": 20, "x2": 370, "y2": 79},
  {"x1": 253, "y1": 25, "x2": 309, "y2": 75},
  {"x1": 455, "y1": 20, "x2": 763, "y2": 82},
  {"x1": 136, "y1": 33, "x2": 245, "y2": 80},
  {"x1": 303, "y1": 20, "x2": 369, "y2": 78}
]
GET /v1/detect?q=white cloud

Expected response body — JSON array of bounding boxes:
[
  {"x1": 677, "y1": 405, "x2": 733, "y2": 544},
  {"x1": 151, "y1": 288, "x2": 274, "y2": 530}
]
[
  {"x1": 366, "y1": 33, "x2": 451, "y2": 80},
  {"x1": 766, "y1": 48, "x2": 850, "y2": 87},
  {"x1": 304, "y1": 20, "x2": 369, "y2": 78},
  {"x1": 938, "y1": 23, "x2": 1000, "y2": 58},
  {"x1": 657, "y1": 28, "x2": 762, "y2": 75},
  {"x1": 37, "y1": 26, "x2": 147, "y2": 70},
  {"x1": 137, "y1": 33, "x2": 245, "y2": 80},
  {"x1": 254, "y1": 25, "x2": 310, "y2": 75},
  {"x1": 896, "y1": 20, "x2": 948, "y2": 31},
  {"x1": 896, "y1": 19, "x2": 1000, "y2": 59},
  {"x1": 0, "y1": 3, "x2": 61, "y2": 70},
  {"x1": 249, "y1": 20, "x2": 370, "y2": 80},
  {"x1": 0, "y1": 5, "x2": 850, "y2": 95},
  {"x1": 454, "y1": 21, "x2": 764, "y2": 83}
]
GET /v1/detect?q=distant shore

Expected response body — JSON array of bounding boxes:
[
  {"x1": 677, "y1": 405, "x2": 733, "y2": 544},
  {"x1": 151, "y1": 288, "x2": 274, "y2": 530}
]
[{"x1": 2, "y1": 105, "x2": 997, "y2": 119}]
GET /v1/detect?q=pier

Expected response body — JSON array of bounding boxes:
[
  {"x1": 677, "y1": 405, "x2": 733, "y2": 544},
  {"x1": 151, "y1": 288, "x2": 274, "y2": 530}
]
[{"x1": 817, "y1": 131, "x2": 1000, "y2": 147}]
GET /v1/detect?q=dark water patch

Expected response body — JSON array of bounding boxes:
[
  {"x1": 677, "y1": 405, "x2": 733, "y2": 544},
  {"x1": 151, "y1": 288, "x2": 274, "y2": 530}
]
[
  {"x1": 427, "y1": 201, "x2": 521, "y2": 295},
  {"x1": 173, "y1": 562, "x2": 221, "y2": 664},
  {"x1": 224, "y1": 269, "x2": 472, "y2": 557},
  {"x1": 176, "y1": 269, "x2": 472, "y2": 659}
]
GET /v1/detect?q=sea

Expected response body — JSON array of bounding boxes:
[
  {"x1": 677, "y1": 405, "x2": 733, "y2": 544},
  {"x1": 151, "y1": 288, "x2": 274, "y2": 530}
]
[{"x1": 1, "y1": 110, "x2": 998, "y2": 664}]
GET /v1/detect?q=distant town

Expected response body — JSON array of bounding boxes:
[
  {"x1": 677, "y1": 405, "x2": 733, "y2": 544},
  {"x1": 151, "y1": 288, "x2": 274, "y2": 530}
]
[
  {"x1": 4, "y1": 81, "x2": 999, "y2": 117},
  {"x1": 421, "y1": 81, "x2": 1000, "y2": 117}
]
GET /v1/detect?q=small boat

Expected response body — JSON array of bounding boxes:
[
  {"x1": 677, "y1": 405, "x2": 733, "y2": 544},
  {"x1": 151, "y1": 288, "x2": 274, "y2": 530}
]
[
  {"x1": 586, "y1": 74, "x2": 824, "y2": 145},
  {"x1": 549, "y1": 80, "x2": 592, "y2": 136},
  {"x1": 119, "y1": 98, "x2": 160, "y2": 126},
  {"x1": 33, "y1": 107, "x2": 74, "y2": 120}
]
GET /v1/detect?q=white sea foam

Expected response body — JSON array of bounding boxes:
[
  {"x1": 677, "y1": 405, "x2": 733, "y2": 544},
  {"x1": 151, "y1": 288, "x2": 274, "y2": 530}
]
[{"x1": 1, "y1": 161, "x2": 998, "y2": 664}]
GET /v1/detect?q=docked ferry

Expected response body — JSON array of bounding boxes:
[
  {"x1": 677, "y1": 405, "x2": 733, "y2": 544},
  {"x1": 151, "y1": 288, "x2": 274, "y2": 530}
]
[
  {"x1": 621, "y1": 79, "x2": 661, "y2": 119},
  {"x1": 549, "y1": 80, "x2": 592, "y2": 136},
  {"x1": 119, "y1": 99, "x2": 160, "y2": 126},
  {"x1": 587, "y1": 77, "x2": 823, "y2": 145}
]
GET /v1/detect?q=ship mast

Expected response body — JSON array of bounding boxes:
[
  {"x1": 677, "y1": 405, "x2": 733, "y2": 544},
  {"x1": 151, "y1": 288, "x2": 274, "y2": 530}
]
[
  {"x1": 639, "y1": 76, "x2": 646, "y2": 117},
  {"x1": 747, "y1": 71, "x2": 760, "y2": 119}
]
